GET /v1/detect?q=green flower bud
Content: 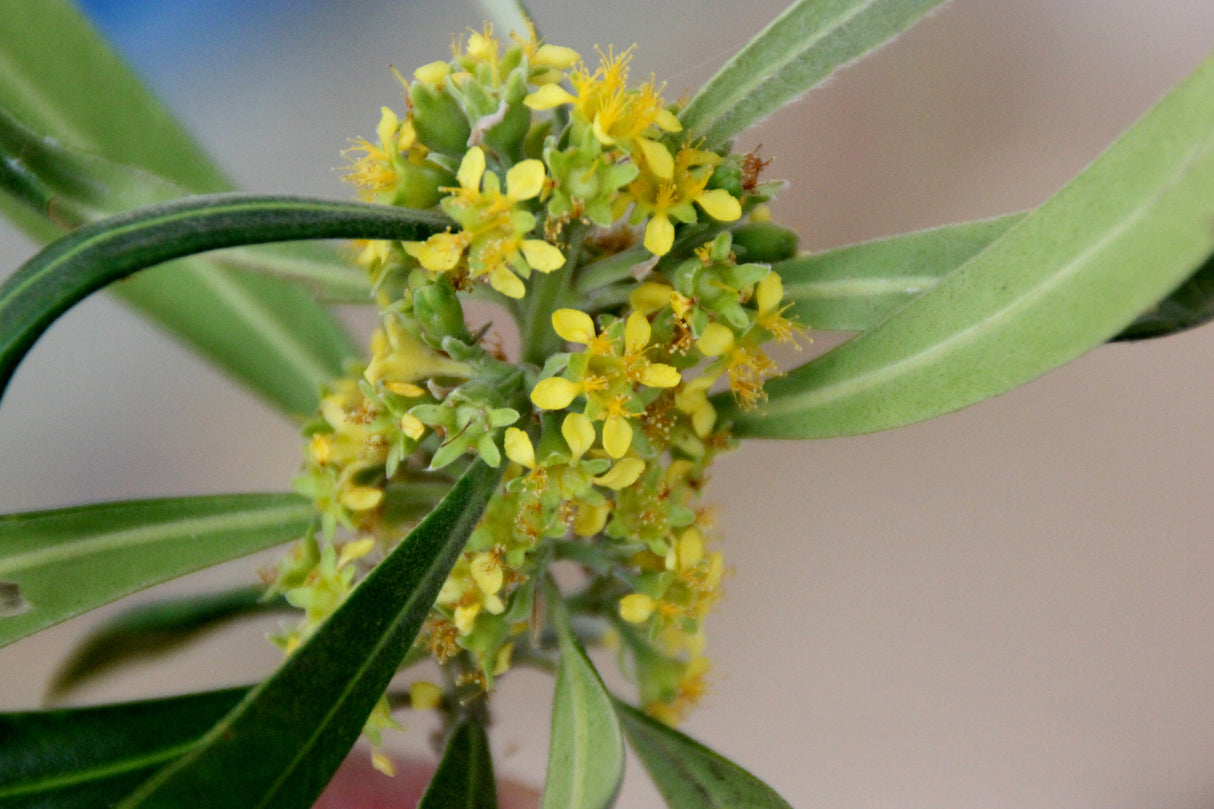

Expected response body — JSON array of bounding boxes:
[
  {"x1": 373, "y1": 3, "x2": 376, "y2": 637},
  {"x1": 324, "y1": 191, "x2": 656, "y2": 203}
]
[
  {"x1": 729, "y1": 221, "x2": 799, "y2": 263},
  {"x1": 392, "y1": 159, "x2": 453, "y2": 210},
  {"x1": 413, "y1": 281, "x2": 472, "y2": 347},
  {"x1": 410, "y1": 82, "x2": 471, "y2": 155}
]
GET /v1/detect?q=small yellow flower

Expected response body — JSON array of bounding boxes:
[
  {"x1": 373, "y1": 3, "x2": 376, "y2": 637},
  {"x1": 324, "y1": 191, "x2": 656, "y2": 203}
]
[{"x1": 619, "y1": 593, "x2": 657, "y2": 623}]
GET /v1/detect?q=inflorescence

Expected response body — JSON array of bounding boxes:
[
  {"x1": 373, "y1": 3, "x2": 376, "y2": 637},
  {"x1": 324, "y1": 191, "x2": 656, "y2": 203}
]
[{"x1": 266, "y1": 23, "x2": 804, "y2": 772}]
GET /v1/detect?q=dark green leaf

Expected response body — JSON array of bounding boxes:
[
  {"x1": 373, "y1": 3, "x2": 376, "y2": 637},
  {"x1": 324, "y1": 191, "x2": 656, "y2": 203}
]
[
  {"x1": 614, "y1": 700, "x2": 795, "y2": 809},
  {"x1": 0, "y1": 494, "x2": 312, "y2": 649},
  {"x1": 679, "y1": 0, "x2": 947, "y2": 148},
  {"x1": 48, "y1": 587, "x2": 289, "y2": 700},
  {"x1": 116, "y1": 460, "x2": 500, "y2": 809},
  {"x1": 0, "y1": 194, "x2": 450, "y2": 406},
  {"x1": 1112, "y1": 249, "x2": 1214, "y2": 340},
  {"x1": 724, "y1": 50, "x2": 1214, "y2": 438},
  {"x1": 779, "y1": 213, "x2": 1024, "y2": 332},
  {"x1": 0, "y1": 2, "x2": 364, "y2": 417},
  {"x1": 0, "y1": 688, "x2": 247, "y2": 809},
  {"x1": 417, "y1": 718, "x2": 499, "y2": 809},
  {"x1": 541, "y1": 578, "x2": 625, "y2": 809}
]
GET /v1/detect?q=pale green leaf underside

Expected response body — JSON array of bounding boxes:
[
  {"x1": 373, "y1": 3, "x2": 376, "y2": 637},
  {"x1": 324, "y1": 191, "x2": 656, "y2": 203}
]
[
  {"x1": 476, "y1": 0, "x2": 536, "y2": 38},
  {"x1": 679, "y1": 0, "x2": 947, "y2": 148},
  {"x1": 116, "y1": 461, "x2": 499, "y2": 809},
  {"x1": 779, "y1": 213, "x2": 1023, "y2": 332},
  {"x1": 542, "y1": 579, "x2": 625, "y2": 809},
  {"x1": 724, "y1": 49, "x2": 1214, "y2": 438},
  {"x1": 0, "y1": 495, "x2": 312, "y2": 649},
  {"x1": 614, "y1": 700, "x2": 795, "y2": 809},
  {"x1": 0, "y1": 0, "x2": 360, "y2": 417}
]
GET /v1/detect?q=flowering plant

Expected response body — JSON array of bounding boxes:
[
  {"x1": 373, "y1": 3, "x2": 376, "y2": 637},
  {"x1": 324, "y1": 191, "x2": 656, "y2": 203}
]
[{"x1": 1, "y1": 1, "x2": 1212, "y2": 808}]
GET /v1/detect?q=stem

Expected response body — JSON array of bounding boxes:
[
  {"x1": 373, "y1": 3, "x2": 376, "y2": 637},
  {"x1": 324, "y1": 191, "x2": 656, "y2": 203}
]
[{"x1": 519, "y1": 222, "x2": 586, "y2": 366}]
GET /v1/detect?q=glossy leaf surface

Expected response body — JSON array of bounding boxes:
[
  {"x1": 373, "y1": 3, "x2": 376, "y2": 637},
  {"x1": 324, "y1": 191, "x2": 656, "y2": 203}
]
[
  {"x1": 679, "y1": 0, "x2": 946, "y2": 148},
  {"x1": 0, "y1": 688, "x2": 247, "y2": 809},
  {"x1": 0, "y1": 1, "x2": 362, "y2": 417},
  {"x1": 116, "y1": 461, "x2": 499, "y2": 809},
  {"x1": 725, "y1": 50, "x2": 1214, "y2": 438},
  {"x1": 0, "y1": 194, "x2": 450, "y2": 405},
  {"x1": 615, "y1": 700, "x2": 795, "y2": 809},
  {"x1": 541, "y1": 579, "x2": 625, "y2": 809},
  {"x1": 0, "y1": 494, "x2": 312, "y2": 649},
  {"x1": 417, "y1": 718, "x2": 499, "y2": 809}
]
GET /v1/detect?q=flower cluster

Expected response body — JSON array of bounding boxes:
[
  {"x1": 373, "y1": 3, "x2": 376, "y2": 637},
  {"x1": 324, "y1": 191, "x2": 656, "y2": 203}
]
[{"x1": 271, "y1": 23, "x2": 803, "y2": 768}]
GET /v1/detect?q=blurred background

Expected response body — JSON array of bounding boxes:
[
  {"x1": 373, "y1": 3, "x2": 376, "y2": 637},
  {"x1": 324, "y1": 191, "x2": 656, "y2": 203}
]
[{"x1": 2, "y1": 1, "x2": 1214, "y2": 807}]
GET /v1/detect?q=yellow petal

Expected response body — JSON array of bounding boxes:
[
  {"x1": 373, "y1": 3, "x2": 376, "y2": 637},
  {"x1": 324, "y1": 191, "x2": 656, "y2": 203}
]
[
  {"x1": 457, "y1": 146, "x2": 487, "y2": 190},
  {"x1": 552, "y1": 308, "x2": 596, "y2": 345},
  {"x1": 414, "y1": 232, "x2": 465, "y2": 271},
  {"x1": 602, "y1": 414, "x2": 633, "y2": 458},
  {"x1": 488, "y1": 265, "x2": 526, "y2": 298},
  {"x1": 413, "y1": 61, "x2": 449, "y2": 85},
  {"x1": 619, "y1": 593, "x2": 656, "y2": 624},
  {"x1": 470, "y1": 552, "x2": 504, "y2": 595},
  {"x1": 503, "y1": 427, "x2": 536, "y2": 469},
  {"x1": 454, "y1": 603, "x2": 480, "y2": 634},
  {"x1": 696, "y1": 322, "x2": 735, "y2": 357},
  {"x1": 678, "y1": 528, "x2": 704, "y2": 569},
  {"x1": 574, "y1": 501, "x2": 611, "y2": 536},
  {"x1": 637, "y1": 138, "x2": 674, "y2": 180},
  {"x1": 629, "y1": 281, "x2": 673, "y2": 315},
  {"x1": 624, "y1": 311, "x2": 651, "y2": 353},
  {"x1": 531, "y1": 377, "x2": 581, "y2": 410},
  {"x1": 695, "y1": 187, "x2": 742, "y2": 222},
  {"x1": 409, "y1": 681, "x2": 444, "y2": 710},
  {"x1": 533, "y1": 44, "x2": 581, "y2": 69},
  {"x1": 506, "y1": 159, "x2": 546, "y2": 200},
  {"x1": 644, "y1": 215, "x2": 675, "y2": 255},
  {"x1": 561, "y1": 412, "x2": 595, "y2": 460},
  {"x1": 594, "y1": 457, "x2": 645, "y2": 490},
  {"x1": 521, "y1": 239, "x2": 566, "y2": 272},
  {"x1": 640, "y1": 363, "x2": 681, "y2": 388},
  {"x1": 524, "y1": 83, "x2": 577, "y2": 110},
  {"x1": 756, "y1": 270, "x2": 783, "y2": 315},
  {"x1": 339, "y1": 485, "x2": 383, "y2": 511},
  {"x1": 375, "y1": 106, "x2": 399, "y2": 148},
  {"x1": 654, "y1": 108, "x2": 682, "y2": 133},
  {"x1": 337, "y1": 537, "x2": 376, "y2": 568}
]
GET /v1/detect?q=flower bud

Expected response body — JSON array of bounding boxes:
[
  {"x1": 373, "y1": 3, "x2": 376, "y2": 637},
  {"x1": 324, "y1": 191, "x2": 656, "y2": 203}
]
[
  {"x1": 409, "y1": 82, "x2": 471, "y2": 156},
  {"x1": 729, "y1": 221, "x2": 799, "y2": 263},
  {"x1": 412, "y1": 282, "x2": 472, "y2": 347}
]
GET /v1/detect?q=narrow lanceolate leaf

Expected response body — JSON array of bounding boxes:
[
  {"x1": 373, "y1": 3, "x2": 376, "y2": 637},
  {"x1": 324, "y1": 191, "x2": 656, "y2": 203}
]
[
  {"x1": 48, "y1": 587, "x2": 288, "y2": 700},
  {"x1": 779, "y1": 213, "x2": 1023, "y2": 332},
  {"x1": 476, "y1": 0, "x2": 536, "y2": 38},
  {"x1": 614, "y1": 700, "x2": 795, "y2": 809},
  {"x1": 117, "y1": 461, "x2": 499, "y2": 809},
  {"x1": 0, "y1": 494, "x2": 312, "y2": 649},
  {"x1": 0, "y1": 194, "x2": 450, "y2": 405},
  {"x1": 0, "y1": 688, "x2": 247, "y2": 809},
  {"x1": 724, "y1": 50, "x2": 1214, "y2": 439},
  {"x1": 0, "y1": 0, "x2": 363, "y2": 418},
  {"x1": 541, "y1": 578, "x2": 625, "y2": 809},
  {"x1": 679, "y1": 0, "x2": 947, "y2": 148},
  {"x1": 1113, "y1": 249, "x2": 1214, "y2": 340},
  {"x1": 417, "y1": 718, "x2": 499, "y2": 809}
]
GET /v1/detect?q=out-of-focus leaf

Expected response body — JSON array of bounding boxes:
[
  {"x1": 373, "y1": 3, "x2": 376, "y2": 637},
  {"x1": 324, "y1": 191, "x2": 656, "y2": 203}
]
[
  {"x1": 724, "y1": 50, "x2": 1214, "y2": 439},
  {"x1": 116, "y1": 461, "x2": 500, "y2": 809},
  {"x1": 0, "y1": 688, "x2": 248, "y2": 809},
  {"x1": 614, "y1": 700, "x2": 795, "y2": 809},
  {"x1": 0, "y1": 193, "x2": 450, "y2": 405},
  {"x1": 779, "y1": 213, "x2": 1023, "y2": 332},
  {"x1": 1112, "y1": 249, "x2": 1214, "y2": 340},
  {"x1": 476, "y1": 0, "x2": 535, "y2": 37},
  {"x1": 0, "y1": 494, "x2": 312, "y2": 649},
  {"x1": 679, "y1": 0, "x2": 947, "y2": 149},
  {"x1": 48, "y1": 587, "x2": 289, "y2": 700},
  {"x1": 541, "y1": 578, "x2": 624, "y2": 809},
  {"x1": 0, "y1": 1, "x2": 364, "y2": 417},
  {"x1": 417, "y1": 717, "x2": 499, "y2": 809}
]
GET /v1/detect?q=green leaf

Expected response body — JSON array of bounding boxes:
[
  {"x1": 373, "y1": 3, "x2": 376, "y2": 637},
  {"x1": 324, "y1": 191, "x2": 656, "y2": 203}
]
[
  {"x1": 47, "y1": 587, "x2": 289, "y2": 700},
  {"x1": 541, "y1": 578, "x2": 625, "y2": 809},
  {"x1": 476, "y1": 0, "x2": 536, "y2": 37},
  {"x1": 1112, "y1": 249, "x2": 1214, "y2": 340},
  {"x1": 0, "y1": 688, "x2": 248, "y2": 809},
  {"x1": 613, "y1": 700, "x2": 795, "y2": 809},
  {"x1": 0, "y1": 193, "x2": 450, "y2": 406},
  {"x1": 678, "y1": 0, "x2": 947, "y2": 148},
  {"x1": 0, "y1": 1, "x2": 364, "y2": 418},
  {"x1": 724, "y1": 50, "x2": 1214, "y2": 439},
  {"x1": 417, "y1": 718, "x2": 499, "y2": 809},
  {"x1": 0, "y1": 494, "x2": 312, "y2": 649},
  {"x1": 116, "y1": 460, "x2": 500, "y2": 809},
  {"x1": 779, "y1": 213, "x2": 1023, "y2": 332}
]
